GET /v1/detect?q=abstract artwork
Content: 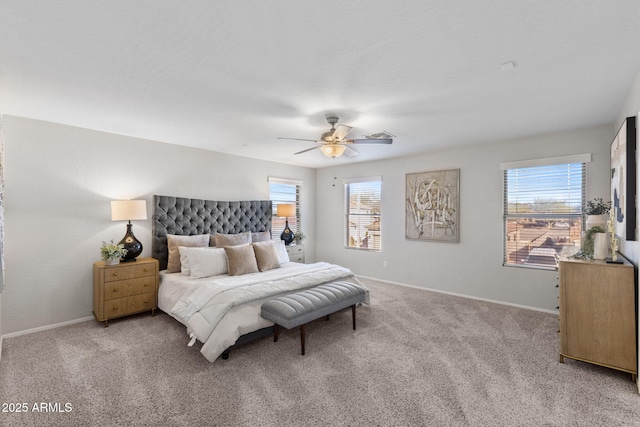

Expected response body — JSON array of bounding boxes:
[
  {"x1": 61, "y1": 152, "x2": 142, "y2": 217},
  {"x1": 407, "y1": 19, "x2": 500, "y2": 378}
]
[
  {"x1": 610, "y1": 116, "x2": 636, "y2": 241},
  {"x1": 406, "y1": 169, "x2": 459, "y2": 242}
]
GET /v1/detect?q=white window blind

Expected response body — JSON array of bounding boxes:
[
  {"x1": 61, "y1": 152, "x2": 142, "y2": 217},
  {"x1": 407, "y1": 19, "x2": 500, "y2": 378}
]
[
  {"x1": 345, "y1": 177, "x2": 381, "y2": 252},
  {"x1": 503, "y1": 160, "x2": 586, "y2": 269},
  {"x1": 268, "y1": 177, "x2": 302, "y2": 239}
]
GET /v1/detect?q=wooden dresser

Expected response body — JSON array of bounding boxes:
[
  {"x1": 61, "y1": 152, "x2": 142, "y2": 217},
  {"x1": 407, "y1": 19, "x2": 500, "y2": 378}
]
[
  {"x1": 558, "y1": 257, "x2": 637, "y2": 379},
  {"x1": 93, "y1": 257, "x2": 159, "y2": 327}
]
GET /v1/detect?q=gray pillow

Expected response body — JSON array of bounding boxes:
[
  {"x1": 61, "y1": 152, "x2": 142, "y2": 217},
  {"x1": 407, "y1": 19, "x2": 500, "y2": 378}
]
[
  {"x1": 252, "y1": 241, "x2": 280, "y2": 272},
  {"x1": 212, "y1": 231, "x2": 251, "y2": 247},
  {"x1": 166, "y1": 234, "x2": 210, "y2": 273},
  {"x1": 251, "y1": 231, "x2": 272, "y2": 243},
  {"x1": 224, "y1": 243, "x2": 259, "y2": 276}
]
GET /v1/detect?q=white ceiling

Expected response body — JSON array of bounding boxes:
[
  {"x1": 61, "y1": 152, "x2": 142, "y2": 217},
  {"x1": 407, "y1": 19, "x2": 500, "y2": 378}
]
[{"x1": 1, "y1": 1, "x2": 640, "y2": 169}]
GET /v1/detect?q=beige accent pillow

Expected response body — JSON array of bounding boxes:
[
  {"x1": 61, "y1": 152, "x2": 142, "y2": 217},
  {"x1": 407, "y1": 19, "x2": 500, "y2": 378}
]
[
  {"x1": 166, "y1": 234, "x2": 210, "y2": 273},
  {"x1": 251, "y1": 230, "x2": 272, "y2": 243},
  {"x1": 252, "y1": 241, "x2": 280, "y2": 272},
  {"x1": 212, "y1": 231, "x2": 251, "y2": 247},
  {"x1": 224, "y1": 244, "x2": 259, "y2": 276}
]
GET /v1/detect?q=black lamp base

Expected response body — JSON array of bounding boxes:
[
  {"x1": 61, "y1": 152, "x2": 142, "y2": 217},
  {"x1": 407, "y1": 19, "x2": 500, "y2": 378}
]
[
  {"x1": 119, "y1": 223, "x2": 143, "y2": 262},
  {"x1": 280, "y1": 220, "x2": 294, "y2": 246}
]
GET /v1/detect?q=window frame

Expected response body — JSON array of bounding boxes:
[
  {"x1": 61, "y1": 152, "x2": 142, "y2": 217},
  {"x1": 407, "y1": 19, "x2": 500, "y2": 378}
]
[
  {"x1": 268, "y1": 177, "x2": 302, "y2": 240},
  {"x1": 500, "y1": 154, "x2": 591, "y2": 270},
  {"x1": 344, "y1": 176, "x2": 382, "y2": 252}
]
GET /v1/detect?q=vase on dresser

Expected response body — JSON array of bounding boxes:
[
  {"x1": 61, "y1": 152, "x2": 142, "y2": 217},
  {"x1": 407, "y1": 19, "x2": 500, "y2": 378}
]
[
  {"x1": 585, "y1": 214, "x2": 608, "y2": 231},
  {"x1": 104, "y1": 258, "x2": 120, "y2": 266}
]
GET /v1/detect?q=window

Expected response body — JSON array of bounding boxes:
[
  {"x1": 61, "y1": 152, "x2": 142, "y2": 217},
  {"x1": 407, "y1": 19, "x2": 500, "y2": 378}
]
[
  {"x1": 501, "y1": 154, "x2": 590, "y2": 270},
  {"x1": 269, "y1": 177, "x2": 302, "y2": 239},
  {"x1": 345, "y1": 177, "x2": 381, "y2": 251}
]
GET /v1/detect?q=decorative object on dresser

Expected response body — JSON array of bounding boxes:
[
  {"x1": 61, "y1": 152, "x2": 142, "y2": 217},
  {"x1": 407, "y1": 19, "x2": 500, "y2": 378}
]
[
  {"x1": 610, "y1": 116, "x2": 636, "y2": 241},
  {"x1": 285, "y1": 244, "x2": 305, "y2": 263},
  {"x1": 93, "y1": 257, "x2": 159, "y2": 327},
  {"x1": 100, "y1": 239, "x2": 127, "y2": 266},
  {"x1": 111, "y1": 199, "x2": 147, "y2": 261},
  {"x1": 558, "y1": 257, "x2": 636, "y2": 380},
  {"x1": 276, "y1": 203, "x2": 295, "y2": 245}
]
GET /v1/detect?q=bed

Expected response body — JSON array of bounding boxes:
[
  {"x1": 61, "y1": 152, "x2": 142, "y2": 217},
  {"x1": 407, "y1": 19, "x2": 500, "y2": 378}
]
[{"x1": 152, "y1": 195, "x2": 366, "y2": 362}]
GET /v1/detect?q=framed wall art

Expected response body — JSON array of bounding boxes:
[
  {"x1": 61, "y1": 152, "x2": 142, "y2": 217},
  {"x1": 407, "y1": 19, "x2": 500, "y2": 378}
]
[
  {"x1": 610, "y1": 116, "x2": 636, "y2": 241},
  {"x1": 406, "y1": 168, "x2": 459, "y2": 243}
]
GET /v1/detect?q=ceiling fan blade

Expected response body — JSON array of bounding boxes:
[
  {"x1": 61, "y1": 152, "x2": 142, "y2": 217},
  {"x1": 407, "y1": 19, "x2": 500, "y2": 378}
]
[
  {"x1": 294, "y1": 146, "x2": 321, "y2": 155},
  {"x1": 344, "y1": 146, "x2": 359, "y2": 157},
  {"x1": 277, "y1": 137, "x2": 319, "y2": 142},
  {"x1": 332, "y1": 124, "x2": 353, "y2": 141},
  {"x1": 347, "y1": 138, "x2": 393, "y2": 145}
]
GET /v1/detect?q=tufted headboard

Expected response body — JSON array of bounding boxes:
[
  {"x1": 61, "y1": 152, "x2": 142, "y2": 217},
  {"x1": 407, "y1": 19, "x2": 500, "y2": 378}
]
[{"x1": 152, "y1": 195, "x2": 272, "y2": 270}]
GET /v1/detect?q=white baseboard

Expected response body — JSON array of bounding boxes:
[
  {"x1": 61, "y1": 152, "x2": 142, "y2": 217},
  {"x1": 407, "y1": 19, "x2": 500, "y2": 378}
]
[
  {"x1": 356, "y1": 275, "x2": 558, "y2": 315},
  {"x1": 1, "y1": 316, "x2": 94, "y2": 340}
]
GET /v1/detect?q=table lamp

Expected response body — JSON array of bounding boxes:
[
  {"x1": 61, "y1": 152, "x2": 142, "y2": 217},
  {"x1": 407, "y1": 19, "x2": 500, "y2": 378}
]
[
  {"x1": 276, "y1": 203, "x2": 295, "y2": 245},
  {"x1": 111, "y1": 199, "x2": 147, "y2": 262}
]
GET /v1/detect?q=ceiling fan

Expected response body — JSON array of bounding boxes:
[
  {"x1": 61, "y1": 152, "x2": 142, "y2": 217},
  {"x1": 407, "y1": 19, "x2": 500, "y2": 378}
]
[{"x1": 277, "y1": 116, "x2": 394, "y2": 158}]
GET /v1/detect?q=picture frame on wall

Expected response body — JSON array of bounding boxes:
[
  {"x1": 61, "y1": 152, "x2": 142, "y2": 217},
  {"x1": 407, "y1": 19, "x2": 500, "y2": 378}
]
[
  {"x1": 610, "y1": 116, "x2": 636, "y2": 241},
  {"x1": 406, "y1": 168, "x2": 459, "y2": 243}
]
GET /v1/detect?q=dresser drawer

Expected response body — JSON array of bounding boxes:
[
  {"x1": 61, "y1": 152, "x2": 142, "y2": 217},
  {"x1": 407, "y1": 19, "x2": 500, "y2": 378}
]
[
  {"x1": 287, "y1": 246, "x2": 304, "y2": 255},
  {"x1": 289, "y1": 254, "x2": 304, "y2": 263},
  {"x1": 103, "y1": 262, "x2": 157, "y2": 282},
  {"x1": 104, "y1": 277, "x2": 156, "y2": 300},
  {"x1": 102, "y1": 293, "x2": 156, "y2": 319}
]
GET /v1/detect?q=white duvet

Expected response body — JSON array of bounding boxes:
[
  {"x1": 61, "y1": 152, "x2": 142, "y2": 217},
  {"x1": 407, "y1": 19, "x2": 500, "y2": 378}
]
[{"x1": 159, "y1": 262, "x2": 365, "y2": 362}]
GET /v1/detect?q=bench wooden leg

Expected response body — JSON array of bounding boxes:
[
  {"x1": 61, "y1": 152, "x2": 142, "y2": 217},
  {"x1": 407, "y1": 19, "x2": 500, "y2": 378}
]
[
  {"x1": 352, "y1": 304, "x2": 357, "y2": 330},
  {"x1": 300, "y1": 324, "x2": 306, "y2": 356},
  {"x1": 274, "y1": 324, "x2": 279, "y2": 342}
]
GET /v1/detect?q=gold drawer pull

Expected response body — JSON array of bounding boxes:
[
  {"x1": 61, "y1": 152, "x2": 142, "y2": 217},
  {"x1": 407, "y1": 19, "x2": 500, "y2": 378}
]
[
  {"x1": 113, "y1": 288, "x2": 118, "y2": 292},
  {"x1": 144, "y1": 299, "x2": 149, "y2": 304},
  {"x1": 112, "y1": 306, "x2": 118, "y2": 310},
  {"x1": 144, "y1": 268, "x2": 149, "y2": 272},
  {"x1": 113, "y1": 272, "x2": 118, "y2": 277},
  {"x1": 144, "y1": 283, "x2": 149, "y2": 287}
]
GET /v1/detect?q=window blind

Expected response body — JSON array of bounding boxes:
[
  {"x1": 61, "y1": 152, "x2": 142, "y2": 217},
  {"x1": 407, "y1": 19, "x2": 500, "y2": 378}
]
[
  {"x1": 345, "y1": 177, "x2": 382, "y2": 252},
  {"x1": 503, "y1": 162, "x2": 586, "y2": 269}
]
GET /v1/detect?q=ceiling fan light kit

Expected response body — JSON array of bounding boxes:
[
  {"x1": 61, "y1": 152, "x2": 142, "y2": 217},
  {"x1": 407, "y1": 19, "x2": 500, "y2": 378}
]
[
  {"x1": 278, "y1": 115, "x2": 394, "y2": 159},
  {"x1": 320, "y1": 144, "x2": 346, "y2": 158}
]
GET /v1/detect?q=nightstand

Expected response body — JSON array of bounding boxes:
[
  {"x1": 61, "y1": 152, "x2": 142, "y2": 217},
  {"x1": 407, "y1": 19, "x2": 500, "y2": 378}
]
[
  {"x1": 286, "y1": 244, "x2": 305, "y2": 263},
  {"x1": 93, "y1": 257, "x2": 159, "y2": 327}
]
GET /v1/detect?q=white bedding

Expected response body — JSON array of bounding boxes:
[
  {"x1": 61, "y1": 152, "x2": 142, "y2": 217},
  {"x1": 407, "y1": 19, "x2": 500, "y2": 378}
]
[{"x1": 158, "y1": 261, "x2": 366, "y2": 362}]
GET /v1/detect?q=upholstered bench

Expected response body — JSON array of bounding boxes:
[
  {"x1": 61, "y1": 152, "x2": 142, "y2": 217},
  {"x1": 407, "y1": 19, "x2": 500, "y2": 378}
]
[{"x1": 261, "y1": 281, "x2": 366, "y2": 355}]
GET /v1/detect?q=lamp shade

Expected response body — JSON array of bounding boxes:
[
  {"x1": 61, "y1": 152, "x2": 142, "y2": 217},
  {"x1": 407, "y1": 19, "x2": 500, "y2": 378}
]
[
  {"x1": 111, "y1": 200, "x2": 147, "y2": 221},
  {"x1": 276, "y1": 203, "x2": 295, "y2": 218},
  {"x1": 320, "y1": 144, "x2": 346, "y2": 158}
]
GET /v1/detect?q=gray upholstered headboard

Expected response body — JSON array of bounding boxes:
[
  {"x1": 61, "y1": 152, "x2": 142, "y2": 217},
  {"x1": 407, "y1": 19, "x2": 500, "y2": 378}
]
[{"x1": 152, "y1": 195, "x2": 272, "y2": 270}]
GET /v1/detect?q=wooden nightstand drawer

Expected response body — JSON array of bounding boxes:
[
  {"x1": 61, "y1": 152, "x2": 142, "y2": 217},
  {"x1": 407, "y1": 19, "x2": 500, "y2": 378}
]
[
  {"x1": 104, "y1": 277, "x2": 156, "y2": 300},
  {"x1": 104, "y1": 293, "x2": 156, "y2": 318},
  {"x1": 93, "y1": 257, "x2": 159, "y2": 327},
  {"x1": 103, "y1": 262, "x2": 156, "y2": 282}
]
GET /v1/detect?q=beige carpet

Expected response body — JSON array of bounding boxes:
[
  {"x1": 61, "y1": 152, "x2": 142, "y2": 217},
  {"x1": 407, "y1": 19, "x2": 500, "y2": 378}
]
[{"x1": 1, "y1": 278, "x2": 639, "y2": 426}]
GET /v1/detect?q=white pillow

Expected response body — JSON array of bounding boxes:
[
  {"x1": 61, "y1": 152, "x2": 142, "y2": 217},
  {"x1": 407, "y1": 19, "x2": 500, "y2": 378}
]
[
  {"x1": 178, "y1": 246, "x2": 228, "y2": 279},
  {"x1": 273, "y1": 240, "x2": 290, "y2": 264}
]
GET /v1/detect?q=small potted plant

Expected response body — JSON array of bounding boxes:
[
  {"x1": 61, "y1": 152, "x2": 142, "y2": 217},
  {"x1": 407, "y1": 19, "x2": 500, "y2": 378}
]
[
  {"x1": 293, "y1": 231, "x2": 306, "y2": 245},
  {"x1": 583, "y1": 198, "x2": 611, "y2": 231},
  {"x1": 100, "y1": 240, "x2": 127, "y2": 265}
]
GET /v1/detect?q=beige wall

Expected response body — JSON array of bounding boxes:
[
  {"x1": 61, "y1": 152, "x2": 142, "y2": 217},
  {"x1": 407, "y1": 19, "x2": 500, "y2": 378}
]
[
  {"x1": 316, "y1": 124, "x2": 612, "y2": 312},
  {"x1": 0, "y1": 116, "x2": 316, "y2": 335}
]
